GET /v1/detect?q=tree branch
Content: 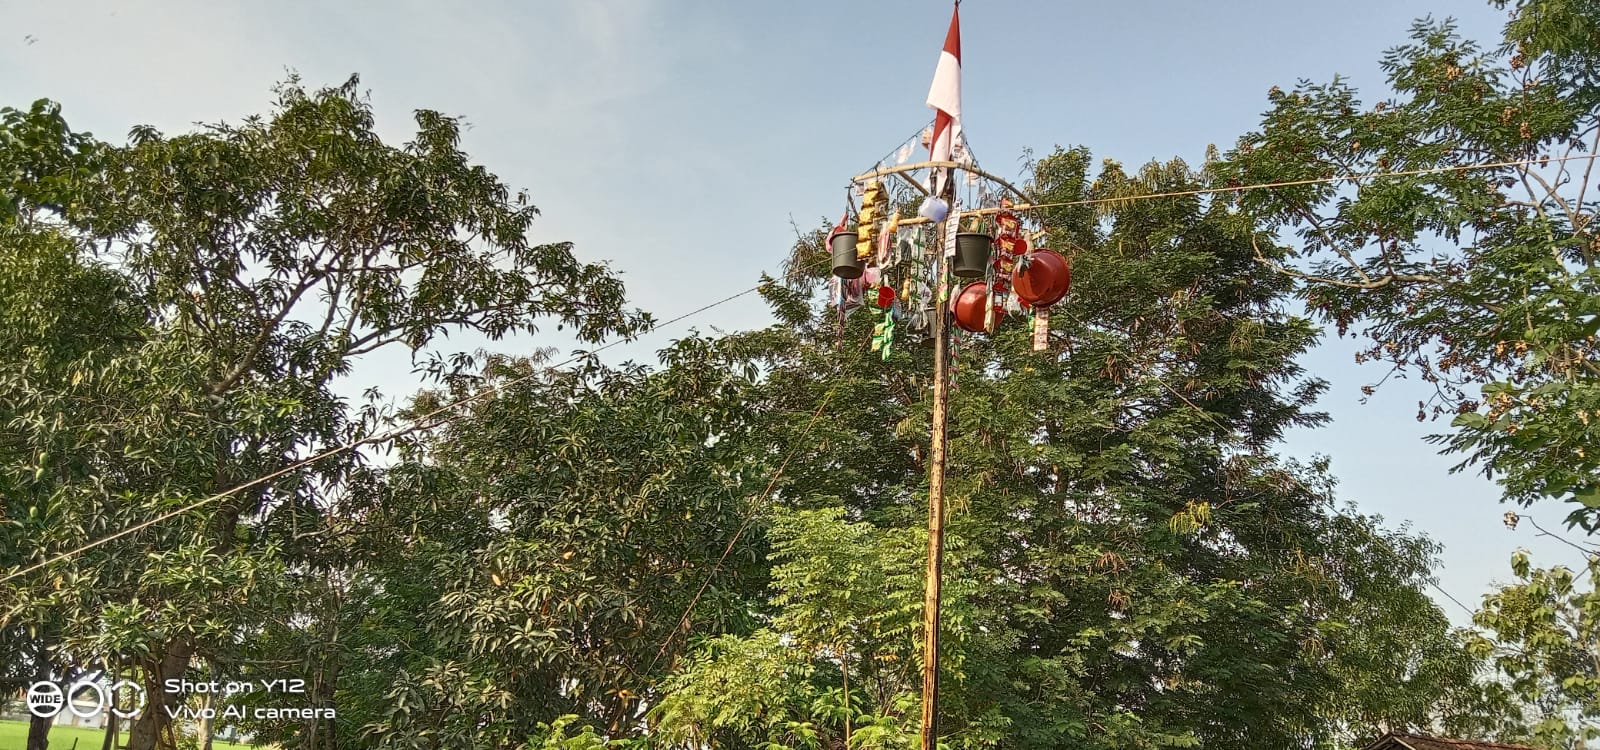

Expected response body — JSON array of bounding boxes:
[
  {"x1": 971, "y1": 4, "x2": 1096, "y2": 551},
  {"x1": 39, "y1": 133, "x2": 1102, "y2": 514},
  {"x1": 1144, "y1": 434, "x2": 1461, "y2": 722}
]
[
  {"x1": 1575, "y1": 125, "x2": 1600, "y2": 269},
  {"x1": 209, "y1": 274, "x2": 321, "y2": 395},
  {"x1": 345, "y1": 332, "x2": 409, "y2": 358},
  {"x1": 1251, "y1": 236, "x2": 1441, "y2": 289},
  {"x1": 1292, "y1": 206, "x2": 1374, "y2": 284}
]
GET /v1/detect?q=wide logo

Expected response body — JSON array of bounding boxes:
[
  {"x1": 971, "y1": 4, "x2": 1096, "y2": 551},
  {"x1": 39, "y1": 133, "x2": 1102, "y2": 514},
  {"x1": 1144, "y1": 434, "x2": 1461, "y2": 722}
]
[{"x1": 26, "y1": 679, "x2": 146, "y2": 719}]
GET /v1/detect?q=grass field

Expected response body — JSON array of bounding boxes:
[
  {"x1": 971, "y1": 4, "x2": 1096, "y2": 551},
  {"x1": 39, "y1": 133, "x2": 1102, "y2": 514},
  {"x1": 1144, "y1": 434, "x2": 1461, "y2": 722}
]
[{"x1": 0, "y1": 719, "x2": 253, "y2": 750}]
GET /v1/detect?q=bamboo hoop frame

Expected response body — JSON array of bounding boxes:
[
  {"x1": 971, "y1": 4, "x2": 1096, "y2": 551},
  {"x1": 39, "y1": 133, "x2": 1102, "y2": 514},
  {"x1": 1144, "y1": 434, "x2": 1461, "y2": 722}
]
[
  {"x1": 853, "y1": 161, "x2": 1050, "y2": 242},
  {"x1": 852, "y1": 160, "x2": 1036, "y2": 221}
]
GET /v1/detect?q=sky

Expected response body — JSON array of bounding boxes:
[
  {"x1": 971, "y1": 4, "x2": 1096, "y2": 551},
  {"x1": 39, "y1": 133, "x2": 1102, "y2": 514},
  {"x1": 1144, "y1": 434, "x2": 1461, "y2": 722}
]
[{"x1": 3, "y1": 0, "x2": 1590, "y2": 626}]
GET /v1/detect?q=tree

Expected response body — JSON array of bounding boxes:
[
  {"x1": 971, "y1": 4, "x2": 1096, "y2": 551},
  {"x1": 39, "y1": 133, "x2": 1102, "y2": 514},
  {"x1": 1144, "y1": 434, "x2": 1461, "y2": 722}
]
[
  {"x1": 1209, "y1": 0, "x2": 1600, "y2": 529},
  {"x1": 0, "y1": 74, "x2": 649, "y2": 750},
  {"x1": 650, "y1": 507, "x2": 931, "y2": 749},
  {"x1": 1462, "y1": 538, "x2": 1600, "y2": 750},
  {"x1": 351, "y1": 333, "x2": 790, "y2": 747},
  {"x1": 0, "y1": 221, "x2": 145, "y2": 750},
  {"x1": 643, "y1": 148, "x2": 1508, "y2": 750}
]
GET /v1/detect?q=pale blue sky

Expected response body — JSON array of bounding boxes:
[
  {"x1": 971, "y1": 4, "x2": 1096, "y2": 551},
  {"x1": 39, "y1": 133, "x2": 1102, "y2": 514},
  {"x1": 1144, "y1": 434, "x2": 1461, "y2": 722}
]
[{"x1": 3, "y1": 0, "x2": 1586, "y2": 624}]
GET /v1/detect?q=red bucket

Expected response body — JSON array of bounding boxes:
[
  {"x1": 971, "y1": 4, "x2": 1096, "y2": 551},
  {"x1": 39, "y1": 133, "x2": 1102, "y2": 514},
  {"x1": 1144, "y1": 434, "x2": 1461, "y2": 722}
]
[{"x1": 1013, "y1": 250, "x2": 1071, "y2": 307}]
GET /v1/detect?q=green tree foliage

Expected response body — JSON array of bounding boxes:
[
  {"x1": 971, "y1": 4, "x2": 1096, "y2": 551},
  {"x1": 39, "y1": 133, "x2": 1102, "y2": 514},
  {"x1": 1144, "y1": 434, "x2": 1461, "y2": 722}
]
[
  {"x1": 1463, "y1": 545, "x2": 1600, "y2": 750},
  {"x1": 1209, "y1": 0, "x2": 1600, "y2": 529},
  {"x1": 0, "y1": 76, "x2": 648, "y2": 750},
  {"x1": 464, "y1": 149, "x2": 1501, "y2": 750},
  {"x1": 0, "y1": 222, "x2": 150, "y2": 750},
  {"x1": 651, "y1": 508, "x2": 931, "y2": 749},
  {"x1": 0, "y1": 98, "x2": 104, "y2": 223},
  {"x1": 350, "y1": 339, "x2": 784, "y2": 748},
  {"x1": 0, "y1": 71, "x2": 1522, "y2": 750}
]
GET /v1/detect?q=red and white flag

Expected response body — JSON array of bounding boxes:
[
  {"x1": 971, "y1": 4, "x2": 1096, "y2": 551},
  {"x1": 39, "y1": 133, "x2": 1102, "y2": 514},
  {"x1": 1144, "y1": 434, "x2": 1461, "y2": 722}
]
[{"x1": 925, "y1": 3, "x2": 961, "y2": 198}]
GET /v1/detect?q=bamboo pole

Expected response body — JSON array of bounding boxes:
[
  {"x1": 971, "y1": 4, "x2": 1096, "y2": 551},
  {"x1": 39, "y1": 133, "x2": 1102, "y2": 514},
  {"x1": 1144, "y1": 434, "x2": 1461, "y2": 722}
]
[{"x1": 920, "y1": 211, "x2": 952, "y2": 750}]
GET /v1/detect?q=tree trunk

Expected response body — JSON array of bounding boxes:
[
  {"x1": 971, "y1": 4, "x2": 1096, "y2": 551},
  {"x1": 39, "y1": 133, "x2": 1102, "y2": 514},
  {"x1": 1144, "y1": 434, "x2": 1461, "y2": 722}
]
[
  {"x1": 27, "y1": 654, "x2": 54, "y2": 750},
  {"x1": 197, "y1": 687, "x2": 213, "y2": 750},
  {"x1": 102, "y1": 711, "x2": 120, "y2": 750},
  {"x1": 127, "y1": 637, "x2": 195, "y2": 750},
  {"x1": 198, "y1": 661, "x2": 216, "y2": 750},
  {"x1": 102, "y1": 661, "x2": 122, "y2": 750},
  {"x1": 26, "y1": 713, "x2": 53, "y2": 750},
  {"x1": 305, "y1": 662, "x2": 340, "y2": 750}
]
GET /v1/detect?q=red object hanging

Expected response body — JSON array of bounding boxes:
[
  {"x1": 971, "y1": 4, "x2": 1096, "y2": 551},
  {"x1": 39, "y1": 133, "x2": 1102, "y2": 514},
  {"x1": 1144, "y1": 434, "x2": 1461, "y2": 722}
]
[
  {"x1": 995, "y1": 233, "x2": 1028, "y2": 257},
  {"x1": 992, "y1": 233, "x2": 1027, "y2": 282},
  {"x1": 950, "y1": 281, "x2": 992, "y2": 333},
  {"x1": 1013, "y1": 249, "x2": 1071, "y2": 307},
  {"x1": 876, "y1": 284, "x2": 897, "y2": 309}
]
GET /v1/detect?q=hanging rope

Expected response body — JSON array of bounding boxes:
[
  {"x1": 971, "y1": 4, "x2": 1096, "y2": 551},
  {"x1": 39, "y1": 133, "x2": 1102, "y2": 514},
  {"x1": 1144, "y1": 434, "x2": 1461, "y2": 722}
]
[{"x1": 892, "y1": 151, "x2": 1600, "y2": 226}]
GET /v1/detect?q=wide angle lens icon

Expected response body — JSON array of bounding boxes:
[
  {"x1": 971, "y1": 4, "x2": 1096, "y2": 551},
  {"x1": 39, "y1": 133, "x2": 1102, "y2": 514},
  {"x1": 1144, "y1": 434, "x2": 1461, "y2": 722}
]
[
  {"x1": 26, "y1": 682, "x2": 65, "y2": 718},
  {"x1": 25, "y1": 679, "x2": 146, "y2": 719}
]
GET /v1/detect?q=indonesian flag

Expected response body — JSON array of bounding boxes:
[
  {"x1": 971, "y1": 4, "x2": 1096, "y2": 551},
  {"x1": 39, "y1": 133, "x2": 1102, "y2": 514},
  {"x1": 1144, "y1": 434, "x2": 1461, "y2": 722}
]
[{"x1": 925, "y1": 3, "x2": 961, "y2": 198}]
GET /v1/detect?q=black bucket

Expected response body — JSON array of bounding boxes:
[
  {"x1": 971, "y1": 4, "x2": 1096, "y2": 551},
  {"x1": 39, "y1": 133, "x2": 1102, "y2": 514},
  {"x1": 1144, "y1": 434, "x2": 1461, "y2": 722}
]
[
  {"x1": 831, "y1": 231, "x2": 863, "y2": 279},
  {"x1": 952, "y1": 233, "x2": 992, "y2": 278}
]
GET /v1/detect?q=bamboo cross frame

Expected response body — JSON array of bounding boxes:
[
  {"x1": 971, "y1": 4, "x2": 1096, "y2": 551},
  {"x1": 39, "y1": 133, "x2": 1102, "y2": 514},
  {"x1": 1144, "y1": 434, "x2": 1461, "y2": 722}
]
[
  {"x1": 851, "y1": 160, "x2": 1039, "y2": 227},
  {"x1": 853, "y1": 161, "x2": 1052, "y2": 244}
]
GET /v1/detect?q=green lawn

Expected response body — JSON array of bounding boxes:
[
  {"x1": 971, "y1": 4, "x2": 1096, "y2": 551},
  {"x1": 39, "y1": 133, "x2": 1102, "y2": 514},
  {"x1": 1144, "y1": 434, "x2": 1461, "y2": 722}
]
[{"x1": 0, "y1": 719, "x2": 253, "y2": 750}]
